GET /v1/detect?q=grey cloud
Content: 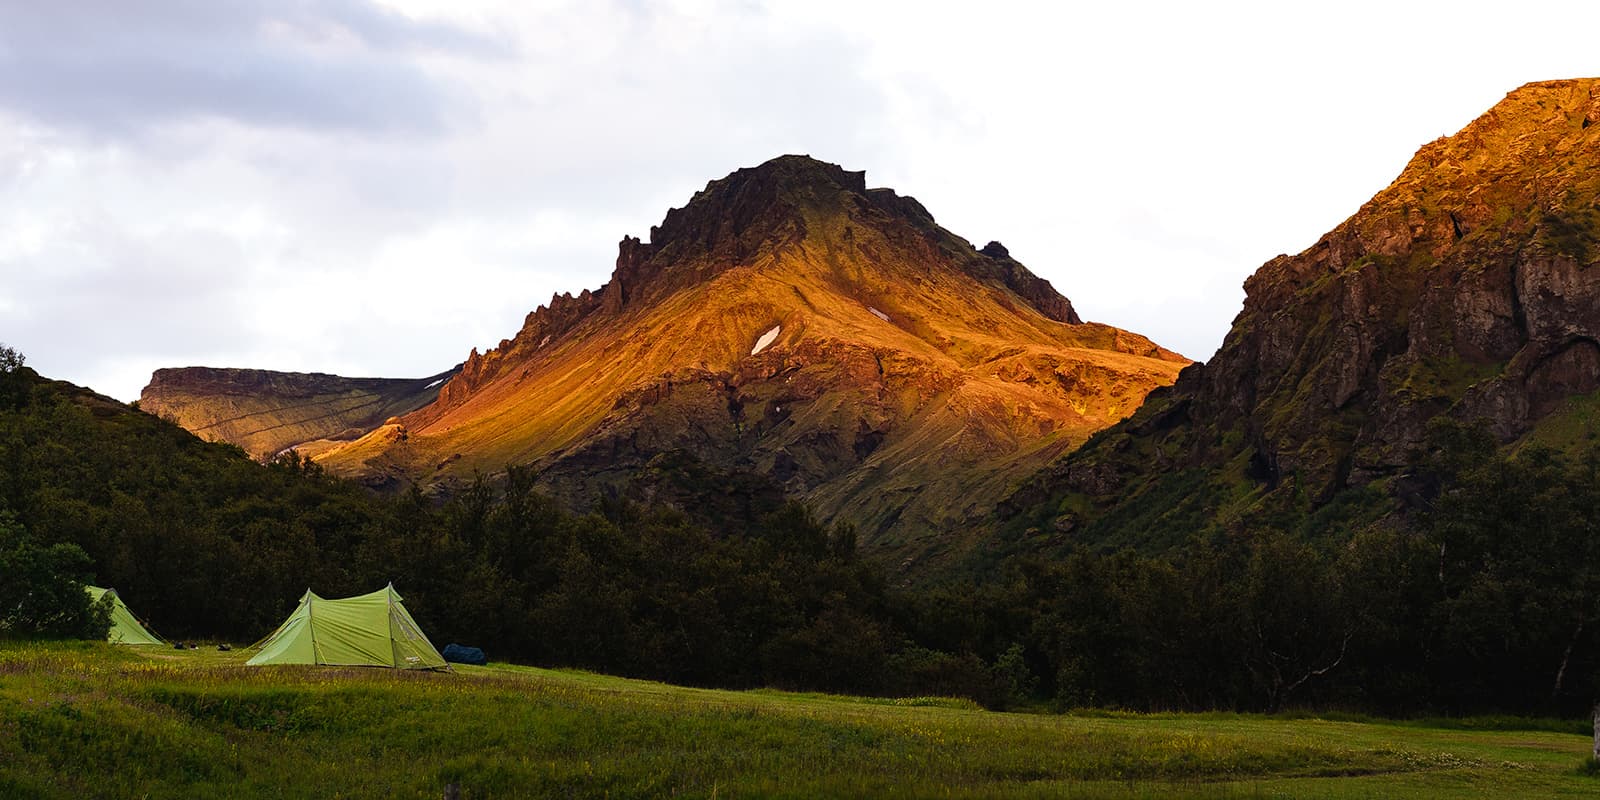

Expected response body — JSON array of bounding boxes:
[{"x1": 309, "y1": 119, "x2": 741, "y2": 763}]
[
  {"x1": 0, "y1": 0, "x2": 503, "y2": 138},
  {"x1": 7, "y1": 225, "x2": 328, "y2": 402},
  {"x1": 4, "y1": 216, "x2": 255, "y2": 354}
]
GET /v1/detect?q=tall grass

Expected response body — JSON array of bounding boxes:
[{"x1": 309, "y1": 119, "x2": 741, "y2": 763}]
[{"x1": 0, "y1": 642, "x2": 1592, "y2": 799}]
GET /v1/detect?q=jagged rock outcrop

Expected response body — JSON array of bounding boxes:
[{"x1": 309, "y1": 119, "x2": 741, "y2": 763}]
[
  {"x1": 315, "y1": 154, "x2": 1187, "y2": 572},
  {"x1": 1000, "y1": 79, "x2": 1600, "y2": 552},
  {"x1": 140, "y1": 366, "x2": 459, "y2": 460},
  {"x1": 977, "y1": 241, "x2": 1082, "y2": 324}
]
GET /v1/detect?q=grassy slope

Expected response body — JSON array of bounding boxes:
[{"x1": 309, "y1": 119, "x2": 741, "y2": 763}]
[{"x1": 2, "y1": 642, "x2": 1593, "y2": 799}]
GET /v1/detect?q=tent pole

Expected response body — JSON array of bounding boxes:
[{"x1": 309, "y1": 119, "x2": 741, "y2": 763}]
[{"x1": 306, "y1": 589, "x2": 318, "y2": 665}]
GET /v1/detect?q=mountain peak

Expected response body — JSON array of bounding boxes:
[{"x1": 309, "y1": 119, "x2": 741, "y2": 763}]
[
  {"x1": 637, "y1": 155, "x2": 878, "y2": 273},
  {"x1": 709, "y1": 153, "x2": 869, "y2": 197},
  {"x1": 669, "y1": 154, "x2": 871, "y2": 223},
  {"x1": 593, "y1": 155, "x2": 1077, "y2": 322},
  {"x1": 410, "y1": 155, "x2": 1126, "y2": 437}
]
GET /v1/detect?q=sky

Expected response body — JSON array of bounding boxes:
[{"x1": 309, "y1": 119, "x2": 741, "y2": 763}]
[{"x1": 2, "y1": 0, "x2": 1598, "y2": 402}]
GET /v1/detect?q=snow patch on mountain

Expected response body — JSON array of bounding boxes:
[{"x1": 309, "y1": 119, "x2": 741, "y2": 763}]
[{"x1": 751, "y1": 325, "x2": 781, "y2": 355}]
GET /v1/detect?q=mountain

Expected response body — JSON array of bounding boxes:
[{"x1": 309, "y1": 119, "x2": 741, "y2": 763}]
[
  {"x1": 305, "y1": 155, "x2": 1188, "y2": 571},
  {"x1": 139, "y1": 366, "x2": 459, "y2": 461},
  {"x1": 999, "y1": 79, "x2": 1600, "y2": 552}
]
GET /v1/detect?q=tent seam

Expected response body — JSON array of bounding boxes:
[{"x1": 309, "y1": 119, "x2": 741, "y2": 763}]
[{"x1": 306, "y1": 590, "x2": 318, "y2": 665}]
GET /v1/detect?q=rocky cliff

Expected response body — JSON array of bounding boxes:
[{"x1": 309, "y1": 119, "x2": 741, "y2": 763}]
[
  {"x1": 1000, "y1": 79, "x2": 1600, "y2": 552},
  {"x1": 140, "y1": 366, "x2": 459, "y2": 460},
  {"x1": 315, "y1": 155, "x2": 1188, "y2": 572}
]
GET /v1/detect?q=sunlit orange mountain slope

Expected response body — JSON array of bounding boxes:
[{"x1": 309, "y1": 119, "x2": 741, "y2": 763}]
[
  {"x1": 311, "y1": 156, "x2": 1186, "y2": 568},
  {"x1": 146, "y1": 156, "x2": 1186, "y2": 571}
]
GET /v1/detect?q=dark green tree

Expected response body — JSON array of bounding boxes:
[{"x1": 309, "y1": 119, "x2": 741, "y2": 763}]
[
  {"x1": 0, "y1": 343, "x2": 27, "y2": 410},
  {"x1": 0, "y1": 512, "x2": 110, "y2": 639}
]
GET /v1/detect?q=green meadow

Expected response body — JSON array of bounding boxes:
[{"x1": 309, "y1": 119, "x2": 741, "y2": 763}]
[{"x1": 1, "y1": 642, "x2": 1595, "y2": 798}]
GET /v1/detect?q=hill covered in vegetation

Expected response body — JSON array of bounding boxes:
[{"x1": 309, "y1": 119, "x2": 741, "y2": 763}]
[
  {"x1": 1, "y1": 354, "x2": 996, "y2": 699},
  {"x1": 8, "y1": 342, "x2": 1600, "y2": 719},
  {"x1": 971, "y1": 80, "x2": 1600, "y2": 718}
]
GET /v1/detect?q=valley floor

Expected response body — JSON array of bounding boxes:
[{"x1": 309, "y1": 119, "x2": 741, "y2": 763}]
[{"x1": 0, "y1": 642, "x2": 1594, "y2": 799}]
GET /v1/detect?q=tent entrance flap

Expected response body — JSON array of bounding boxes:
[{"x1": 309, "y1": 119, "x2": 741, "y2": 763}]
[{"x1": 247, "y1": 585, "x2": 449, "y2": 671}]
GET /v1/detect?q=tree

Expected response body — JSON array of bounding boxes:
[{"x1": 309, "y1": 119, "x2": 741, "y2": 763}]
[
  {"x1": 0, "y1": 343, "x2": 21, "y2": 373},
  {"x1": 0, "y1": 512, "x2": 110, "y2": 639},
  {"x1": 1236, "y1": 530, "x2": 1352, "y2": 711},
  {"x1": 1420, "y1": 421, "x2": 1600, "y2": 714},
  {"x1": 0, "y1": 343, "x2": 26, "y2": 409}
]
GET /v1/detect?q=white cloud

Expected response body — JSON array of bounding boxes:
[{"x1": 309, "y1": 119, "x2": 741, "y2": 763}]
[{"x1": 3, "y1": 0, "x2": 1599, "y2": 399}]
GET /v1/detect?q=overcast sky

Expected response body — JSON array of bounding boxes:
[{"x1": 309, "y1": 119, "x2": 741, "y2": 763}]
[{"x1": 2, "y1": 0, "x2": 1597, "y2": 402}]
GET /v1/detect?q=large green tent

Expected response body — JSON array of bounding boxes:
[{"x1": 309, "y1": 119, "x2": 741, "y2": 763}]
[
  {"x1": 246, "y1": 584, "x2": 449, "y2": 670},
  {"x1": 85, "y1": 586, "x2": 165, "y2": 646}
]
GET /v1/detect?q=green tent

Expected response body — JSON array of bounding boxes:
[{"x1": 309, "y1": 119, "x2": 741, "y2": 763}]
[
  {"x1": 246, "y1": 584, "x2": 449, "y2": 670},
  {"x1": 85, "y1": 586, "x2": 165, "y2": 646}
]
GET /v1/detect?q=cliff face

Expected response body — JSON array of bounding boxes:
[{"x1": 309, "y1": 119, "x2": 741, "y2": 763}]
[
  {"x1": 316, "y1": 155, "x2": 1187, "y2": 573},
  {"x1": 140, "y1": 366, "x2": 458, "y2": 460},
  {"x1": 1002, "y1": 79, "x2": 1600, "y2": 551},
  {"x1": 1212, "y1": 79, "x2": 1600, "y2": 487}
]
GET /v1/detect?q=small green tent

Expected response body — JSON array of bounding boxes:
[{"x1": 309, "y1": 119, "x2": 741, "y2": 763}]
[
  {"x1": 246, "y1": 584, "x2": 449, "y2": 670},
  {"x1": 85, "y1": 586, "x2": 165, "y2": 646}
]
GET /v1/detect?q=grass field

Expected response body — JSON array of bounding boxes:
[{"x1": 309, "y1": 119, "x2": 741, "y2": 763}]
[{"x1": 1, "y1": 642, "x2": 1595, "y2": 799}]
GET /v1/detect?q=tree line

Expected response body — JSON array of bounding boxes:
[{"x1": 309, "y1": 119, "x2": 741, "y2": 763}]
[
  {"x1": 3, "y1": 344, "x2": 1599, "y2": 717},
  {"x1": 917, "y1": 418, "x2": 1600, "y2": 716},
  {"x1": 0, "y1": 355, "x2": 1007, "y2": 701}
]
